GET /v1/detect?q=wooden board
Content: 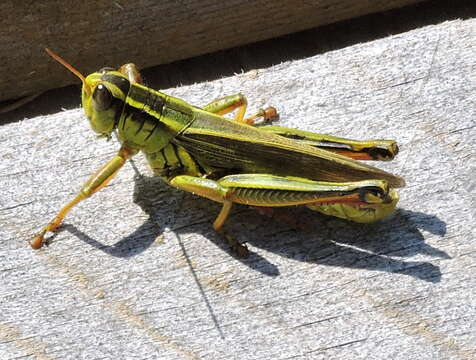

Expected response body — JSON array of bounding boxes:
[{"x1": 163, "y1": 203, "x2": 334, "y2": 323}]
[
  {"x1": 0, "y1": 0, "x2": 425, "y2": 102},
  {"x1": 0, "y1": 15, "x2": 475, "y2": 360}
]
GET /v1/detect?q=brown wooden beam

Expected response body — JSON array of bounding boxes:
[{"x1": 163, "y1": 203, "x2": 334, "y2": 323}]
[{"x1": 0, "y1": 0, "x2": 424, "y2": 102}]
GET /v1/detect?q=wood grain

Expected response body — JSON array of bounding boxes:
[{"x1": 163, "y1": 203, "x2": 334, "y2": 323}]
[
  {"x1": 1, "y1": 15, "x2": 475, "y2": 360},
  {"x1": 0, "y1": 0, "x2": 425, "y2": 102}
]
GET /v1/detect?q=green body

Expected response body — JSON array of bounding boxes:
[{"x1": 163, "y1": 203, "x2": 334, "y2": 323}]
[
  {"x1": 85, "y1": 70, "x2": 404, "y2": 222},
  {"x1": 32, "y1": 54, "x2": 405, "y2": 251}
]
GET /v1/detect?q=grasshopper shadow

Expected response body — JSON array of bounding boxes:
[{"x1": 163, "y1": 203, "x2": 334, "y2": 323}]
[
  {"x1": 69, "y1": 173, "x2": 446, "y2": 282},
  {"x1": 64, "y1": 173, "x2": 280, "y2": 276},
  {"x1": 238, "y1": 207, "x2": 447, "y2": 283},
  {"x1": 63, "y1": 174, "x2": 170, "y2": 258}
]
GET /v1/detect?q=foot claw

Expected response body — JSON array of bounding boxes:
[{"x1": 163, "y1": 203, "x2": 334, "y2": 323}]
[
  {"x1": 31, "y1": 218, "x2": 63, "y2": 249},
  {"x1": 223, "y1": 232, "x2": 249, "y2": 258},
  {"x1": 263, "y1": 106, "x2": 279, "y2": 123},
  {"x1": 30, "y1": 233, "x2": 45, "y2": 249}
]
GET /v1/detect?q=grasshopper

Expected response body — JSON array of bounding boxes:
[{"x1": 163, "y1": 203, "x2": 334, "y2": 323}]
[{"x1": 32, "y1": 49, "x2": 405, "y2": 255}]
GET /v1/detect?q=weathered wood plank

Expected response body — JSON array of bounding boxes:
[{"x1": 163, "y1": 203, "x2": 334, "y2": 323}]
[
  {"x1": 0, "y1": 0, "x2": 425, "y2": 102},
  {"x1": 1, "y1": 16, "x2": 475, "y2": 360}
]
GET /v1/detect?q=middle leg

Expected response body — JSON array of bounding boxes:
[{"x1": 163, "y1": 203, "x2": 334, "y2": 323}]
[{"x1": 202, "y1": 93, "x2": 277, "y2": 125}]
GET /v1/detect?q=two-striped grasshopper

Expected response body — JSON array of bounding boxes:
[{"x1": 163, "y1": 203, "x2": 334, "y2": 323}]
[{"x1": 32, "y1": 49, "x2": 405, "y2": 256}]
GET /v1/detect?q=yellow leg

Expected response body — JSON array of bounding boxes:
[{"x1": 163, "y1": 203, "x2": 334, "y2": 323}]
[
  {"x1": 202, "y1": 93, "x2": 248, "y2": 122},
  {"x1": 118, "y1": 63, "x2": 144, "y2": 84},
  {"x1": 31, "y1": 147, "x2": 135, "y2": 249},
  {"x1": 213, "y1": 201, "x2": 233, "y2": 231},
  {"x1": 169, "y1": 173, "x2": 396, "y2": 256},
  {"x1": 169, "y1": 176, "x2": 250, "y2": 256},
  {"x1": 205, "y1": 95, "x2": 395, "y2": 160},
  {"x1": 243, "y1": 107, "x2": 278, "y2": 125},
  {"x1": 213, "y1": 201, "x2": 249, "y2": 257},
  {"x1": 256, "y1": 125, "x2": 399, "y2": 161},
  {"x1": 202, "y1": 93, "x2": 277, "y2": 125}
]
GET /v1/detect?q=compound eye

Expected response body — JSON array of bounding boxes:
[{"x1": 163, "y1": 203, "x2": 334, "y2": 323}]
[
  {"x1": 92, "y1": 83, "x2": 113, "y2": 111},
  {"x1": 99, "y1": 67, "x2": 115, "y2": 74}
]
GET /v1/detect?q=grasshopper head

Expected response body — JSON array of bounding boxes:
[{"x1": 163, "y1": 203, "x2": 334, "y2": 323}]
[
  {"x1": 82, "y1": 71, "x2": 129, "y2": 136},
  {"x1": 45, "y1": 48, "x2": 129, "y2": 137}
]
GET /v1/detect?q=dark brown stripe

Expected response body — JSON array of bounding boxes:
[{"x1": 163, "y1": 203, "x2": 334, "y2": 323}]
[
  {"x1": 101, "y1": 74, "x2": 130, "y2": 96},
  {"x1": 128, "y1": 86, "x2": 165, "y2": 118}
]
